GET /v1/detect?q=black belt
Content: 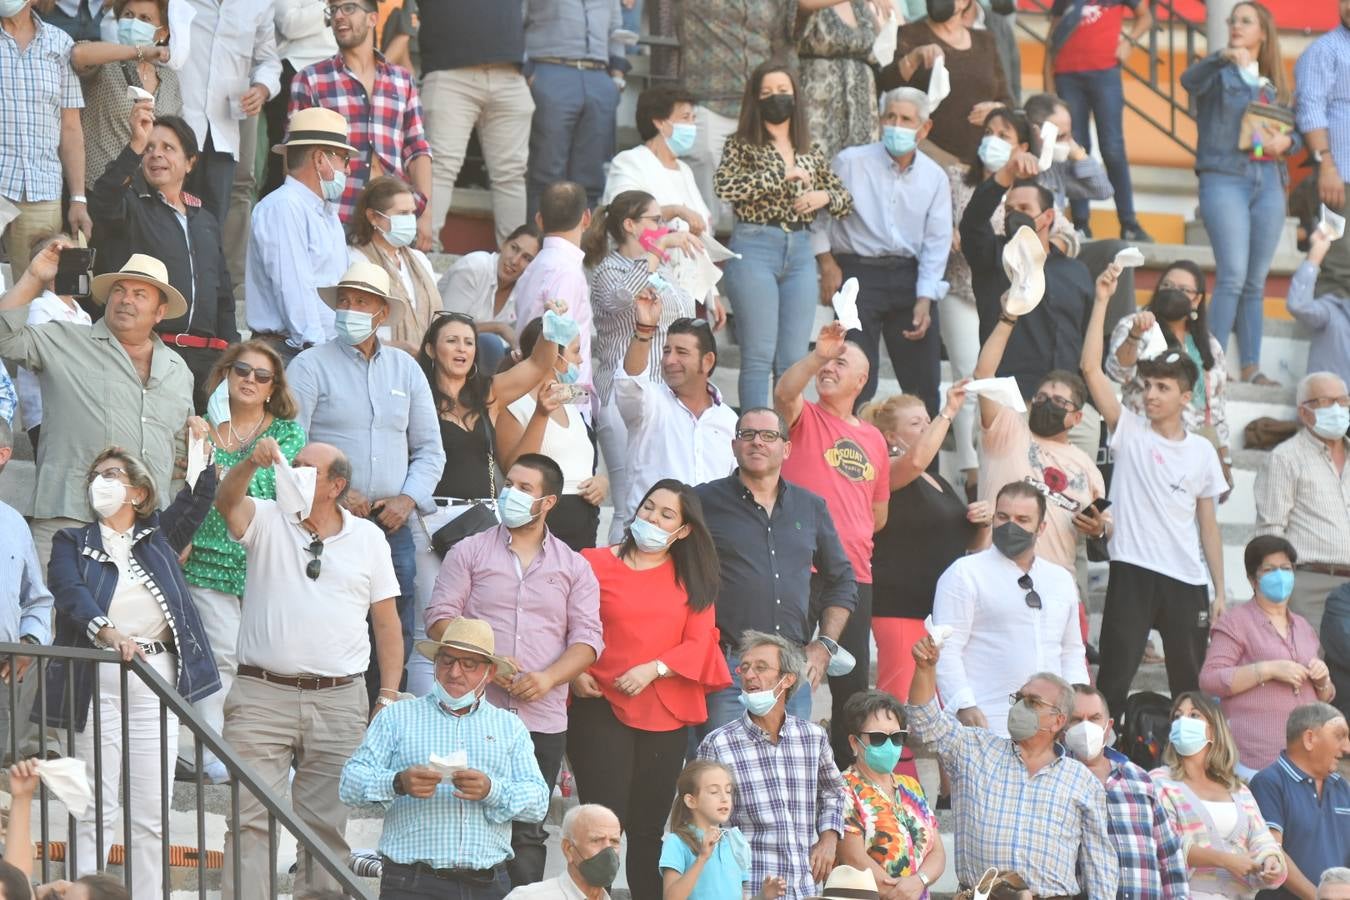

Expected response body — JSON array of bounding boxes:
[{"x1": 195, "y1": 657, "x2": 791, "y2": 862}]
[
  {"x1": 835, "y1": 252, "x2": 919, "y2": 270},
  {"x1": 136, "y1": 639, "x2": 175, "y2": 656},
  {"x1": 383, "y1": 859, "x2": 502, "y2": 885},
  {"x1": 237, "y1": 665, "x2": 357, "y2": 689},
  {"x1": 743, "y1": 219, "x2": 810, "y2": 232},
  {"x1": 533, "y1": 56, "x2": 607, "y2": 70}
]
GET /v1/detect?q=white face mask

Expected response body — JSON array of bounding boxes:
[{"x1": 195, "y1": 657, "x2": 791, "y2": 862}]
[
  {"x1": 1051, "y1": 140, "x2": 1072, "y2": 163},
  {"x1": 89, "y1": 477, "x2": 129, "y2": 519},
  {"x1": 1065, "y1": 720, "x2": 1106, "y2": 760}
]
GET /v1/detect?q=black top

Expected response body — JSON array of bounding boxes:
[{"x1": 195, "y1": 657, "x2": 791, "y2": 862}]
[
  {"x1": 696, "y1": 471, "x2": 857, "y2": 649},
  {"x1": 418, "y1": 0, "x2": 524, "y2": 74},
  {"x1": 434, "y1": 415, "x2": 496, "y2": 499},
  {"x1": 959, "y1": 176, "x2": 1094, "y2": 398},
  {"x1": 871, "y1": 473, "x2": 975, "y2": 619}
]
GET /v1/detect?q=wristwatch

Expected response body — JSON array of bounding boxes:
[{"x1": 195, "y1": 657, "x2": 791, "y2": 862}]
[
  {"x1": 917, "y1": 872, "x2": 931, "y2": 888},
  {"x1": 813, "y1": 635, "x2": 841, "y2": 657},
  {"x1": 655, "y1": 660, "x2": 670, "y2": 678}
]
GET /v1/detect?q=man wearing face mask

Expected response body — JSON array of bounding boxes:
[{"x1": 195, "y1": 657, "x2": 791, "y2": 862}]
[
  {"x1": 506, "y1": 804, "x2": 623, "y2": 900},
  {"x1": 932, "y1": 481, "x2": 1087, "y2": 737},
  {"x1": 907, "y1": 636, "x2": 1117, "y2": 898},
  {"x1": 340, "y1": 617, "x2": 550, "y2": 899},
  {"x1": 1256, "y1": 372, "x2": 1350, "y2": 634},
  {"x1": 815, "y1": 87, "x2": 952, "y2": 412},
  {"x1": 1021, "y1": 93, "x2": 1114, "y2": 213},
  {"x1": 244, "y1": 107, "x2": 354, "y2": 361},
  {"x1": 1067, "y1": 684, "x2": 1188, "y2": 899},
  {"x1": 425, "y1": 454, "x2": 603, "y2": 888}
]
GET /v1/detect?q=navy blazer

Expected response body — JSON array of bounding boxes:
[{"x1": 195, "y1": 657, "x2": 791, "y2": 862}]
[{"x1": 40, "y1": 468, "x2": 221, "y2": 732}]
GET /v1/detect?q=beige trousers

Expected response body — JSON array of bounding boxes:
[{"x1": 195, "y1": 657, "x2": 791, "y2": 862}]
[
  {"x1": 2, "y1": 199, "x2": 62, "y2": 268},
  {"x1": 1290, "y1": 569, "x2": 1350, "y2": 637}
]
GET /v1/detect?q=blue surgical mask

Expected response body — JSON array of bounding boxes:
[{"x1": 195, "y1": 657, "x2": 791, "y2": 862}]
[
  {"x1": 1259, "y1": 569, "x2": 1294, "y2": 603},
  {"x1": 320, "y1": 155, "x2": 347, "y2": 203},
  {"x1": 1312, "y1": 404, "x2": 1350, "y2": 441},
  {"x1": 205, "y1": 377, "x2": 231, "y2": 425},
  {"x1": 380, "y1": 211, "x2": 417, "y2": 249},
  {"x1": 665, "y1": 122, "x2": 697, "y2": 157},
  {"x1": 117, "y1": 16, "x2": 158, "y2": 46},
  {"x1": 860, "y1": 737, "x2": 904, "y2": 774},
  {"x1": 557, "y1": 361, "x2": 580, "y2": 384},
  {"x1": 629, "y1": 516, "x2": 672, "y2": 552},
  {"x1": 497, "y1": 486, "x2": 541, "y2": 528},
  {"x1": 334, "y1": 309, "x2": 374, "y2": 345},
  {"x1": 882, "y1": 125, "x2": 918, "y2": 157},
  {"x1": 433, "y1": 672, "x2": 487, "y2": 711},
  {"x1": 1169, "y1": 716, "x2": 1211, "y2": 758},
  {"x1": 738, "y1": 677, "x2": 785, "y2": 716},
  {"x1": 978, "y1": 135, "x2": 1014, "y2": 171},
  {"x1": 1237, "y1": 60, "x2": 1261, "y2": 87},
  {"x1": 0, "y1": 0, "x2": 28, "y2": 17}
]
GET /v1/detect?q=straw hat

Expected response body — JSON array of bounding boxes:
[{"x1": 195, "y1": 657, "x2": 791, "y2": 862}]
[
  {"x1": 806, "y1": 866, "x2": 880, "y2": 900},
  {"x1": 415, "y1": 617, "x2": 516, "y2": 678},
  {"x1": 317, "y1": 261, "x2": 406, "y2": 326},
  {"x1": 90, "y1": 253, "x2": 187, "y2": 320},
  {"x1": 271, "y1": 107, "x2": 358, "y2": 155}
]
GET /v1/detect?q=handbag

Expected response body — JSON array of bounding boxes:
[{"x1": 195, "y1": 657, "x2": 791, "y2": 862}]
[
  {"x1": 429, "y1": 416, "x2": 502, "y2": 557},
  {"x1": 1238, "y1": 101, "x2": 1294, "y2": 152}
]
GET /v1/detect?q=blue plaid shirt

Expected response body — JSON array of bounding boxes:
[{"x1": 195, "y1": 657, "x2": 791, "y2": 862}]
[
  {"x1": 0, "y1": 12, "x2": 83, "y2": 203},
  {"x1": 1100, "y1": 748, "x2": 1188, "y2": 900},
  {"x1": 0, "y1": 368, "x2": 14, "y2": 426},
  {"x1": 697, "y1": 712, "x2": 847, "y2": 899},
  {"x1": 339, "y1": 694, "x2": 549, "y2": 870},
  {"x1": 906, "y1": 698, "x2": 1118, "y2": 899},
  {"x1": 1294, "y1": 25, "x2": 1350, "y2": 169}
]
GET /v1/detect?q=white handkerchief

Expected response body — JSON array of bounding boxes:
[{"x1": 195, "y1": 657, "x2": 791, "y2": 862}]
[
  {"x1": 964, "y1": 376, "x2": 1027, "y2": 412},
  {"x1": 185, "y1": 434, "x2": 208, "y2": 489},
  {"x1": 1001, "y1": 227, "x2": 1047, "y2": 316},
  {"x1": 667, "y1": 248, "x2": 725, "y2": 302},
  {"x1": 1037, "y1": 121, "x2": 1059, "y2": 172},
  {"x1": 872, "y1": 12, "x2": 900, "y2": 67},
  {"x1": 700, "y1": 232, "x2": 740, "y2": 263},
  {"x1": 429, "y1": 750, "x2": 468, "y2": 784},
  {"x1": 0, "y1": 196, "x2": 18, "y2": 234},
  {"x1": 1114, "y1": 246, "x2": 1146, "y2": 268},
  {"x1": 832, "y1": 278, "x2": 863, "y2": 332},
  {"x1": 38, "y1": 758, "x2": 93, "y2": 821},
  {"x1": 1320, "y1": 205, "x2": 1347, "y2": 241},
  {"x1": 126, "y1": 85, "x2": 155, "y2": 104},
  {"x1": 924, "y1": 615, "x2": 954, "y2": 647},
  {"x1": 274, "y1": 456, "x2": 316, "y2": 521},
  {"x1": 1138, "y1": 322, "x2": 1170, "y2": 360},
  {"x1": 927, "y1": 54, "x2": 952, "y2": 112}
]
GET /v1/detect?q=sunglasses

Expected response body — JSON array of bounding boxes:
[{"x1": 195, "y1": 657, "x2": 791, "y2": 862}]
[
  {"x1": 230, "y1": 361, "x2": 275, "y2": 384},
  {"x1": 305, "y1": 538, "x2": 324, "y2": 580},
  {"x1": 671, "y1": 316, "x2": 711, "y2": 332},
  {"x1": 1018, "y1": 574, "x2": 1042, "y2": 610},
  {"x1": 434, "y1": 311, "x2": 477, "y2": 324},
  {"x1": 857, "y1": 730, "x2": 907, "y2": 747}
]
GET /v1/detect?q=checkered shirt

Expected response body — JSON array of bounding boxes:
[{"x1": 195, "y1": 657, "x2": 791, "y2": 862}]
[
  {"x1": 0, "y1": 13, "x2": 83, "y2": 202},
  {"x1": 697, "y1": 712, "x2": 847, "y2": 899},
  {"x1": 288, "y1": 52, "x2": 431, "y2": 223},
  {"x1": 1101, "y1": 748, "x2": 1188, "y2": 899}
]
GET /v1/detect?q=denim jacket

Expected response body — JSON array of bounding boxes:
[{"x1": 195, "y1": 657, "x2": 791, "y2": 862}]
[
  {"x1": 39, "y1": 468, "x2": 221, "y2": 732},
  {"x1": 1181, "y1": 52, "x2": 1301, "y2": 182}
]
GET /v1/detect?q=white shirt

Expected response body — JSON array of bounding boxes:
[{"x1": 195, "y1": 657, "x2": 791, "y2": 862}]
[
  {"x1": 507, "y1": 394, "x2": 595, "y2": 494},
  {"x1": 100, "y1": 524, "x2": 171, "y2": 642},
  {"x1": 602, "y1": 144, "x2": 712, "y2": 231},
  {"x1": 177, "y1": 0, "x2": 282, "y2": 158},
  {"x1": 237, "y1": 499, "x2": 400, "y2": 676},
  {"x1": 438, "y1": 251, "x2": 517, "y2": 325},
  {"x1": 505, "y1": 873, "x2": 609, "y2": 900},
  {"x1": 18, "y1": 290, "x2": 90, "y2": 429},
  {"x1": 614, "y1": 373, "x2": 737, "y2": 527},
  {"x1": 272, "y1": 0, "x2": 337, "y2": 69},
  {"x1": 1107, "y1": 408, "x2": 1226, "y2": 586},
  {"x1": 932, "y1": 546, "x2": 1087, "y2": 738}
]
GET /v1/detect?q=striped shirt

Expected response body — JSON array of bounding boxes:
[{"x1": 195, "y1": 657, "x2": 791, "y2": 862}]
[
  {"x1": 1099, "y1": 748, "x2": 1188, "y2": 900},
  {"x1": 697, "y1": 714, "x2": 847, "y2": 899},
  {"x1": 905, "y1": 697, "x2": 1117, "y2": 898},
  {"x1": 589, "y1": 251, "x2": 696, "y2": 405},
  {"x1": 1254, "y1": 427, "x2": 1350, "y2": 566},
  {"x1": 1294, "y1": 25, "x2": 1350, "y2": 171},
  {"x1": 339, "y1": 694, "x2": 550, "y2": 870},
  {"x1": 0, "y1": 12, "x2": 83, "y2": 203}
]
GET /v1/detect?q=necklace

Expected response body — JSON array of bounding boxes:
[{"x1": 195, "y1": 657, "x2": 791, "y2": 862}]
[{"x1": 227, "y1": 412, "x2": 266, "y2": 449}]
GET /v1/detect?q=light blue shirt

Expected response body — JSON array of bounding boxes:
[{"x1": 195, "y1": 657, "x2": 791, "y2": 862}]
[
  {"x1": 243, "y1": 176, "x2": 348, "y2": 349},
  {"x1": 1294, "y1": 25, "x2": 1350, "y2": 171},
  {"x1": 1286, "y1": 260, "x2": 1350, "y2": 387},
  {"x1": 658, "y1": 829, "x2": 751, "y2": 900},
  {"x1": 339, "y1": 694, "x2": 550, "y2": 870},
  {"x1": 288, "y1": 339, "x2": 445, "y2": 513},
  {"x1": 0, "y1": 500, "x2": 53, "y2": 645},
  {"x1": 822, "y1": 143, "x2": 952, "y2": 300}
]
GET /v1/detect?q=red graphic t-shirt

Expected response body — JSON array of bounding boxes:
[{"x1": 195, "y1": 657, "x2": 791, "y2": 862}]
[{"x1": 1051, "y1": 0, "x2": 1141, "y2": 74}]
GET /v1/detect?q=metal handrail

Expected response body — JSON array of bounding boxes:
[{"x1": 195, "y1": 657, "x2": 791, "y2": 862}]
[{"x1": 0, "y1": 642, "x2": 373, "y2": 899}]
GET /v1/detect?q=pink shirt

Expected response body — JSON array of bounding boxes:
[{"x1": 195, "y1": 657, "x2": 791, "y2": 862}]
[
  {"x1": 782, "y1": 401, "x2": 890, "y2": 583},
  {"x1": 511, "y1": 236, "x2": 594, "y2": 394},
  {"x1": 1199, "y1": 600, "x2": 1324, "y2": 770}
]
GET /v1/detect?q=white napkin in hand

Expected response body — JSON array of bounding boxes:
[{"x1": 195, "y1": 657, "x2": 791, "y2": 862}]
[
  {"x1": 964, "y1": 376, "x2": 1027, "y2": 412},
  {"x1": 429, "y1": 750, "x2": 468, "y2": 784},
  {"x1": 38, "y1": 758, "x2": 93, "y2": 821},
  {"x1": 1114, "y1": 246, "x2": 1146, "y2": 268},
  {"x1": 924, "y1": 615, "x2": 954, "y2": 647},
  {"x1": 1320, "y1": 205, "x2": 1347, "y2": 241},
  {"x1": 274, "y1": 456, "x2": 316, "y2": 520},
  {"x1": 1138, "y1": 322, "x2": 1170, "y2": 360},
  {"x1": 185, "y1": 434, "x2": 209, "y2": 490},
  {"x1": 872, "y1": 11, "x2": 900, "y2": 67},
  {"x1": 1002, "y1": 227, "x2": 1047, "y2": 316},
  {"x1": 927, "y1": 54, "x2": 952, "y2": 111},
  {"x1": 126, "y1": 85, "x2": 155, "y2": 105},
  {"x1": 1037, "y1": 121, "x2": 1059, "y2": 172},
  {"x1": 831, "y1": 278, "x2": 863, "y2": 332}
]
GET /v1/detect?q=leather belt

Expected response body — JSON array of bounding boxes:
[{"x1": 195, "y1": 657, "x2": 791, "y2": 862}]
[
  {"x1": 383, "y1": 859, "x2": 502, "y2": 884},
  {"x1": 158, "y1": 333, "x2": 229, "y2": 351},
  {"x1": 237, "y1": 665, "x2": 356, "y2": 689},
  {"x1": 1298, "y1": 562, "x2": 1350, "y2": 578},
  {"x1": 136, "y1": 639, "x2": 175, "y2": 656},
  {"x1": 835, "y1": 252, "x2": 919, "y2": 270},
  {"x1": 532, "y1": 56, "x2": 607, "y2": 70}
]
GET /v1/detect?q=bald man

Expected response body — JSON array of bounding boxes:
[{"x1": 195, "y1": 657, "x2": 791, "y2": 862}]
[{"x1": 506, "y1": 804, "x2": 622, "y2": 899}]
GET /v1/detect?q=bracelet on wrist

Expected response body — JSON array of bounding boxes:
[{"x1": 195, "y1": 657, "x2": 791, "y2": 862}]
[
  {"x1": 998, "y1": 314, "x2": 1017, "y2": 327},
  {"x1": 632, "y1": 333, "x2": 652, "y2": 343}
]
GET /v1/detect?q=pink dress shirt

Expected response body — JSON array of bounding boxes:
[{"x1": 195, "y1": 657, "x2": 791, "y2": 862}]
[{"x1": 511, "y1": 236, "x2": 595, "y2": 398}]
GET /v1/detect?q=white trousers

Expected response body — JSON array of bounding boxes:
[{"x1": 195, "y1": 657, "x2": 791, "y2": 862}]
[
  {"x1": 939, "y1": 289, "x2": 982, "y2": 473},
  {"x1": 181, "y1": 585, "x2": 241, "y2": 766},
  {"x1": 595, "y1": 399, "x2": 632, "y2": 545}
]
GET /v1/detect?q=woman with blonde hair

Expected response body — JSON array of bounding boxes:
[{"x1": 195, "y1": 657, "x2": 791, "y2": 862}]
[
  {"x1": 349, "y1": 176, "x2": 440, "y2": 355},
  {"x1": 1150, "y1": 692, "x2": 1287, "y2": 898}
]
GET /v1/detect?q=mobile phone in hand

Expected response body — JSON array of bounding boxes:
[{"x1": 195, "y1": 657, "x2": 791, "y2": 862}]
[{"x1": 54, "y1": 248, "x2": 96, "y2": 298}]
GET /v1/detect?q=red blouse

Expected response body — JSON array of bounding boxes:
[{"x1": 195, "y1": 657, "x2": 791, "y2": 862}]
[{"x1": 582, "y1": 547, "x2": 732, "y2": 732}]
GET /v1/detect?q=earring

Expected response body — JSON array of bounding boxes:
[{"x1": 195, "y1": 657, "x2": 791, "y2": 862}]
[{"x1": 1190, "y1": 310, "x2": 1199, "y2": 321}]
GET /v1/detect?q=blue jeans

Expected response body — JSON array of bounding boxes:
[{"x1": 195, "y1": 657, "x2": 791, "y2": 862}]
[
  {"x1": 1056, "y1": 66, "x2": 1138, "y2": 230},
  {"x1": 722, "y1": 223, "x2": 819, "y2": 409},
  {"x1": 1199, "y1": 166, "x2": 1286, "y2": 367},
  {"x1": 526, "y1": 64, "x2": 619, "y2": 215},
  {"x1": 621, "y1": 0, "x2": 643, "y2": 54},
  {"x1": 380, "y1": 862, "x2": 510, "y2": 900},
  {"x1": 698, "y1": 647, "x2": 814, "y2": 741}
]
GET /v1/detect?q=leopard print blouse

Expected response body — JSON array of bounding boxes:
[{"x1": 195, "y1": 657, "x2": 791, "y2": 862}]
[{"x1": 713, "y1": 136, "x2": 854, "y2": 225}]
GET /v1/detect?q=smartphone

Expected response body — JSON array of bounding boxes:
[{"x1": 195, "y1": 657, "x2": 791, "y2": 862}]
[
  {"x1": 1089, "y1": 497, "x2": 1112, "y2": 513},
  {"x1": 54, "y1": 248, "x2": 96, "y2": 298}
]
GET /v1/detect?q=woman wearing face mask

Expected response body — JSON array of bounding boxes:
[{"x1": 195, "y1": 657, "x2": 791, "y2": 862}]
[
  {"x1": 70, "y1": 0, "x2": 179, "y2": 191},
  {"x1": 1108, "y1": 260, "x2": 1234, "y2": 495},
  {"x1": 837, "y1": 690, "x2": 946, "y2": 896},
  {"x1": 715, "y1": 61, "x2": 853, "y2": 409},
  {"x1": 496, "y1": 317, "x2": 608, "y2": 551},
  {"x1": 862, "y1": 386, "x2": 991, "y2": 700},
  {"x1": 603, "y1": 86, "x2": 713, "y2": 236},
  {"x1": 568, "y1": 480, "x2": 730, "y2": 900},
  {"x1": 1199, "y1": 536, "x2": 1334, "y2": 775},
  {"x1": 1180, "y1": 0, "x2": 1297, "y2": 387},
  {"x1": 40, "y1": 442, "x2": 220, "y2": 900},
  {"x1": 437, "y1": 223, "x2": 542, "y2": 375},
  {"x1": 1151, "y1": 692, "x2": 1287, "y2": 898},
  {"x1": 349, "y1": 176, "x2": 439, "y2": 356}
]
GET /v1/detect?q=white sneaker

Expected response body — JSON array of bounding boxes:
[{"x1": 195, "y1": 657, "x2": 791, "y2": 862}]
[{"x1": 203, "y1": 760, "x2": 230, "y2": 784}]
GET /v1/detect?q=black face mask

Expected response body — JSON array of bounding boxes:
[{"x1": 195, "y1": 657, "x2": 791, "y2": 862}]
[
  {"x1": 758, "y1": 93, "x2": 795, "y2": 125},
  {"x1": 1028, "y1": 398, "x2": 1070, "y2": 437},
  {"x1": 1151, "y1": 288, "x2": 1194, "y2": 323},
  {"x1": 1004, "y1": 210, "x2": 1038, "y2": 238},
  {"x1": 992, "y1": 521, "x2": 1037, "y2": 559},
  {"x1": 927, "y1": 0, "x2": 956, "y2": 23}
]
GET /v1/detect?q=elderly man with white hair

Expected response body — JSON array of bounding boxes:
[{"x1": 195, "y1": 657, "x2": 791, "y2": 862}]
[
  {"x1": 505, "y1": 804, "x2": 622, "y2": 900},
  {"x1": 1322, "y1": 868, "x2": 1350, "y2": 900},
  {"x1": 1255, "y1": 371, "x2": 1350, "y2": 632},
  {"x1": 814, "y1": 85, "x2": 953, "y2": 410}
]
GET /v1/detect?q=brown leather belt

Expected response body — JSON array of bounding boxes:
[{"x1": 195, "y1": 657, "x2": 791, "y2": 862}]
[
  {"x1": 532, "y1": 56, "x2": 607, "y2": 70},
  {"x1": 1298, "y1": 562, "x2": 1350, "y2": 578},
  {"x1": 237, "y1": 665, "x2": 356, "y2": 689}
]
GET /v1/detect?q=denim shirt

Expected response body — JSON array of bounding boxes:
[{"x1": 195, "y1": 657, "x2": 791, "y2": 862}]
[
  {"x1": 39, "y1": 467, "x2": 221, "y2": 732},
  {"x1": 1181, "y1": 52, "x2": 1301, "y2": 181}
]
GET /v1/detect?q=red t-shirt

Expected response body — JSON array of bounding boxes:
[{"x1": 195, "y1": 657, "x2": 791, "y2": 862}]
[
  {"x1": 1051, "y1": 0, "x2": 1139, "y2": 74},
  {"x1": 781, "y1": 402, "x2": 891, "y2": 584}
]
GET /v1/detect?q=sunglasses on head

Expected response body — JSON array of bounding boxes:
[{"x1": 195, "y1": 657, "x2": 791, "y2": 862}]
[
  {"x1": 434, "y1": 311, "x2": 476, "y2": 324},
  {"x1": 305, "y1": 538, "x2": 324, "y2": 580},
  {"x1": 1017, "y1": 574, "x2": 1042, "y2": 610},
  {"x1": 857, "y1": 730, "x2": 907, "y2": 746},
  {"x1": 671, "y1": 316, "x2": 711, "y2": 332},
  {"x1": 230, "y1": 361, "x2": 275, "y2": 384}
]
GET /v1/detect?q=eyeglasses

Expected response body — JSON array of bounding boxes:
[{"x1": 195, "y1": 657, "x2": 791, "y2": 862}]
[
  {"x1": 1031, "y1": 392, "x2": 1079, "y2": 412},
  {"x1": 1158, "y1": 281, "x2": 1201, "y2": 299},
  {"x1": 88, "y1": 467, "x2": 127, "y2": 484},
  {"x1": 323, "y1": 1, "x2": 370, "y2": 22},
  {"x1": 1302, "y1": 395, "x2": 1350, "y2": 410},
  {"x1": 858, "y1": 730, "x2": 907, "y2": 747},
  {"x1": 1018, "y1": 574, "x2": 1042, "y2": 610},
  {"x1": 1009, "y1": 691, "x2": 1056, "y2": 712},
  {"x1": 230, "y1": 361, "x2": 275, "y2": 384},
  {"x1": 735, "y1": 428, "x2": 786, "y2": 443},
  {"x1": 1226, "y1": 14, "x2": 1259, "y2": 25},
  {"x1": 435, "y1": 653, "x2": 488, "y2": 674},
  {"x1": 305, "y1": 538, "x2": 324, "y2": 580},
  {"x1": 735, "y1": 662, "x2": 780, "y2": 677}
]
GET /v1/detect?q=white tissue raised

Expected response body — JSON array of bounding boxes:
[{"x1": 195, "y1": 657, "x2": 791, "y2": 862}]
[
  {"x1": 831, "y1": 278, "x2": 863, "y2": 332},
  {"x1": 1138, "y1": 322, "x2": 1170, "y2": 361},
  {"x1": 38, "y1": 757, "x2": 94, "y2": 821},
  {"x1": 1037, "y1": 121, "x2": 1059, "y2": 172},
  {"x1": 872, "y1": 12, "x2": 900, "y2": 67},
  {"x1": 429, "y1": 750, "x2": 468, "y2": 784},
  {"x1": 1113, "y1": 246, "x2": 1146, "y2": 268},
  {"x1": 924, "y1": 615, "x2": 954, "y2": 647},
  {"x1": 126, "y1": 85, "x2": 155, "y2": 105},
  {"x1": 1320, "y1": 205, "x2": 1347, "y2": 241},
  {"x1": 274, "y1": 456, "x2": 317, "y2": 520},
  {"x1": 927, "y1": 54, "x2": 952, "y2": 111},
  {"x1": 964, "y1": 377, "x2": 1027, "y2": 413},
  {"x1": 185, "y1": 435, "x2": 208, "y2": 490}
]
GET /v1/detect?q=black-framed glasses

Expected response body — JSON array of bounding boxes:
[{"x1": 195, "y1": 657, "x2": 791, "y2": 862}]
[
  {"x1": 735, "y1": 428, "x2": 786, "y2": 443},
  {"x1": 230, "y1": 361, "x2": 275, "y2": 384},
  {"x1": 323, "y1": 1, "x2": 370, "y2": 22},
  {"x1": 88, "y1": 466, "x2": 128, "y2": 484},
  {"x1": 435, "y1": 653, "x2": 488, "y2": 674},
  {"x1": 1158, "y1": 281, "x2": 1201, "y2": 299},
  {"x1": 1031, "y1": 392, "x2": 1080, "y2": 412},
  {"x1": 858, "y1": 730, "x2": 907, "y2": 747},
  {"x1": 1018, "y1": 574, "x2": 1042, "y2": 609},
  {"x1": 305, "y1": 538, "x2": 324, "y2": 580},
  {"x1": 1302, "y1": 395, "x2": 1350, "y2": 410},
  {"x1": 1009, "y1": 691, "x2": 1055, "y2": 711}
]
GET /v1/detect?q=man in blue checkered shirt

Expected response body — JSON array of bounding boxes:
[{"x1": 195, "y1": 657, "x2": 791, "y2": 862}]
[{"x1": 697, "y1": 630, "x2": 847, "y2": 899}]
